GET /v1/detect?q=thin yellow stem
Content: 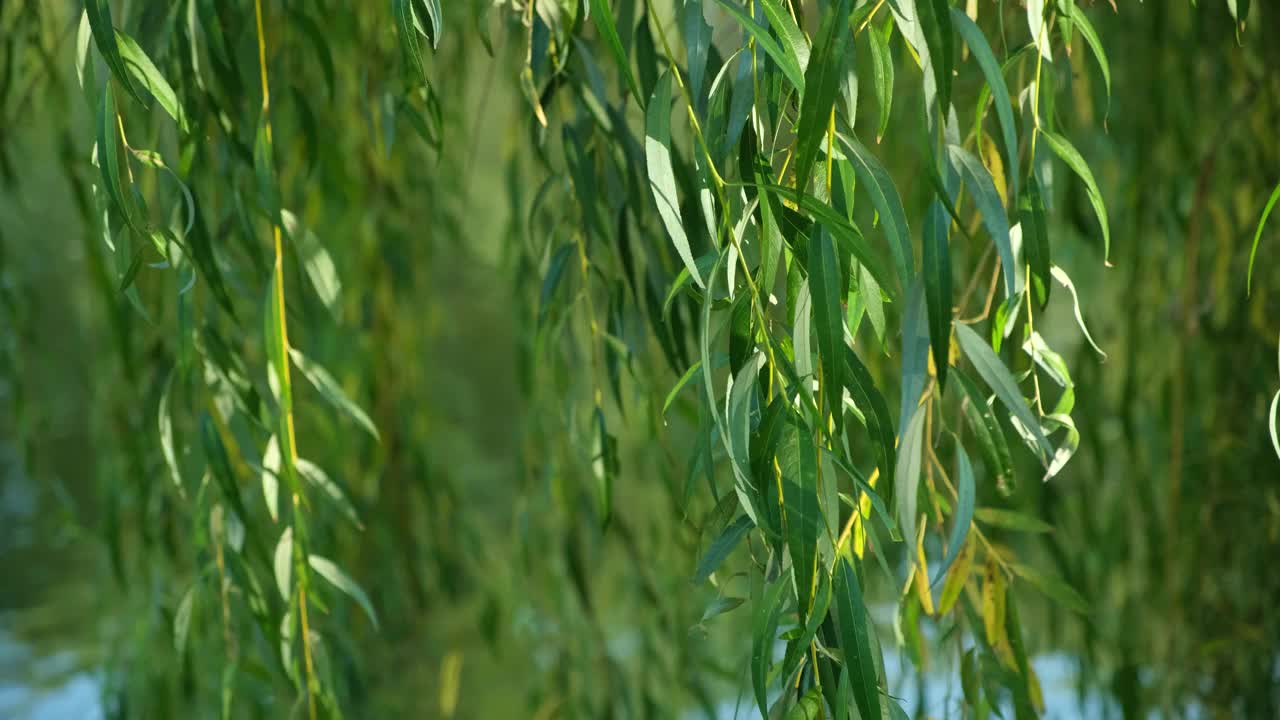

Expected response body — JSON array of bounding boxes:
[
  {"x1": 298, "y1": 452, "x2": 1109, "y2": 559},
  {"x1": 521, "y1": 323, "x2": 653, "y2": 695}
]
[{"x1": 253, "y1": 2, "x2": 316, "y2": 718}]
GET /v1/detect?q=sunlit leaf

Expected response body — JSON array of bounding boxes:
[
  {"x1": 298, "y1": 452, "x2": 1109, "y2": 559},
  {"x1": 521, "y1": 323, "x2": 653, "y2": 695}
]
[
  {"x1": 647, "y1": 71, "x2": 703, "y2": 288},
  {"x1": 309, "y1": 555, "x2": 380, "y2": 630},
  {"x1": 955, "y1": 323, "x2": 1053, "y2": 459},
  {"x1": 1246, "y1": 180, "x2": 1280, "y2": 295},
  {"x1": 289, "y1": 348, "x2": 380, "y2": 441}
]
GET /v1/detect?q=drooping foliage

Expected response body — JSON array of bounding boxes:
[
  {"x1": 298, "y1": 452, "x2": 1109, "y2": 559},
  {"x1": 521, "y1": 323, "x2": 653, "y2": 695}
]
[{"x1": 1, "y1": 0, "x2": 1277, "y2": 717}]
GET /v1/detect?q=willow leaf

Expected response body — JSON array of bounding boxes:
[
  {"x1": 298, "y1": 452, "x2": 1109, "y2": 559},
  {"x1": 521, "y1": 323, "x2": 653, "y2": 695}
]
[
  {"x1": 834, "y1": 557, "x2": 882, "y2": 720},
  {"x1": 869, "y1": 22, "x2": 894, "y2": 142},
  {"x1": 895, "y1": 404, "x2": 926, "y2": 556},
  {"x1": 948, "y1": 145, "x2": 1018, "y2": 299},
  {"x1": 1021, "y1": 178, "x2": 1051, "y2": 307},
  {"x1": 647, "y1": 71, "x2": 703, "y2": 288},
  {"x1": 809, "y1": 227, "x2": 845, "y2": 434},
  {"x1": 693, "y1": 515, "x2": 755, "y2": 584},
  {"x1": 1246, "y1": 180, "x2": 1280, "y2": 295},
  {"x1": 715, "y1": 0, "x2": 806, "y2": 93},
  {"x1": 838, "y1": 133, "x2": 912, "y2": 290},
  {"x1": 1039, "y1": 130, "x2": 1111, "y2": 263},
  {"x1": 289, "y1": 348, "x2": 380, "y2": 441},
  {"x1": 933, "y1": 447, "x2": 974, "y2": 586},
  {"x1": 115, "y1": 31, "x2": 188, "y2": 132},
  {"x1": 759, "y1": 0, "x2": 810, "y2": 77},
  {"x1": 955, "y1": 323, "x2": 1053, "y2": 458},
  {"x1": 1027, "y1": 0, "x2": 1051, "y2": 61},
  {"x1": 794, "y1": 0, "x2": 852, "y2": 190},
  {"x1": 922, "y1": 200, "x2": 952, "y2": 388},
  {"x1": 1068, "y1": 5, "x2": 1110, "y2": 119},
  {"x1": 950, "y1": 9, "x2": 1019, "y2": 199},
  {"x1": 844, "y1": 347, "x2": 896, "y2": 495},
  {"x1": 309, "y1": 555, "x2": 380, "y2": 630},
  {"x1": 778, "y1": 415, "x2": 821, "y2": 614},
  {"x1": 1050, "y1": 266, "x2": 1107, "y2": 358},
  {"x1": 590, "y1": 0, "x2": 642, "y2": 106},
  {"x1": 752, "y1": 576, "x2": 789, "y2": 719},
  {"x1": 85, "y1": 1, "x2": 144, "y2": 105},
  {"x1": 916, "y1": 0, "x2": 954, "y2": 111}
]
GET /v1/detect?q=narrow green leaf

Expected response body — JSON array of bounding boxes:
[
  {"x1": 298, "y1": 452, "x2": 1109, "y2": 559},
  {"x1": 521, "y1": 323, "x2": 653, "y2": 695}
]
[
  {"x1": 96, "y1": 84, "x2": 138, "y2": 231},
  {"x1": 838, "y1": 133, "x2": 912, "y2": 290},
  {"x1": 1068, "y1": 5, "x2": 1111, "y2": 120},
  {"x1": 85, "y1": 0, "x2": 144, "y2": 104},
  {"x1": 1021, "y1": 178, "x2": 1051, "y2": 307},
  {"x1": 758, "y1": 0, "x2": 809, "y2": 77},
  {"x1": 274, "y1": 527, "x2": 293, "y2": 602},
  {"x1": 538, "y1": 243, "x2": 575, "y2": 326},
  {"x1": 692, "y1": 515, "x2": 755, "y2": 584},
  {"x1": 1009, "y1": 563, "x2": 1089, "y2": 614},
  {"x1": 647, "y1": 71, "x2": 703, "y2": 288},
  {"x1": 281, "y1": 210, "x2": 342, "y2": 317},
  {"x1": 809, "y1": 227, "x2": 846, "y2": 434},
  {"x1": 296, "y1": 458, "x2": 362, "y2": 530},
  {"x1": 975, "y1": 507, "x2": 1053, "y2": 533},
  {"x1": 933, "y1": 446, "x2": 974, "y2": 586},
  {"x1": 289, "y1": 348, "x2": 381, "y2": 441},
  {"x1": 115, "y1": 30, "x2": 188, "y2": 132},
  {"x1": 948, "y1": 145, "x2": 1018, "y2": 299},
  {"x1": 899, "y1": 281, "x2": 929, "y2": 432},
  {"x1": 1027, "y1": 0, "x2": 1051, "y2": 62},
  {"x1": 1039, "y1": 130, "x2": 1111, "y2": 263},
  {"x1": 1049, "y1": 266, "x2": 1107, "y2": 358},
  {"x1": 1269, "y1": 389, "x2": 1280, "y2": 461},
  {"x1": 715, "y1": 0, "x2": 806, "y2": 93},
  {"x1": 869, "y1": 22, "x2": 894, "y2": 142},
  {"x1": 1246, "y1": 180, "x2": 1280, "y2": 295},
  {"x1": 895, "y1": 403, "x2": 926, "y2": 554},
  {"x1": 261, "y1": 435, "x2": 281, "y2": 523},
  {"x1": 843, "y1": 347, "x2": 896, "y2": 494},
  {"x1": 778, "y1": 415, "x2": 821, "y2": 614},
  {"x1": 954, "y1": 368, "x2": 1015, "y2": 492},
  {"x1": 159, "y1": 370, "x2": 182, "y2": 489},
  {"x1": 955, "y1": 323, "x2": 1053, "y2": 459},
  {"x1": 752, "y1": 576, "x2": 789, "y2": 719},
  {"x1": 916, "y1": 0, "x2": 954, "y2": 110},
  {"x1": 794, "y1": 0, "x2": 853, "y2": 191},
  {"x1": 922, "y1": 200, "x2": 952, "y2": 388},
  {"x1": 950, "y1": 9, "x2": 1019, "y2": 199},
  {"x1": 309, "y1": 555, "x2": 380, "y2": 630},
  {"x1": 591, "y1": 0, "x2": 643, "y2": 106},
  {"x1": 833, "y1": 557, "x2": 883, "y2": 720}
]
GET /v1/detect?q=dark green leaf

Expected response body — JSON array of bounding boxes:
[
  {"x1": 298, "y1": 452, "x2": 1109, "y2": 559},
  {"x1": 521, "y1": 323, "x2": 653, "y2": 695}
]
[
  {"x1": 592, "y1": 0, "x2": 643, "y2": 106},
  {"x1": 950, "y1": 9, "x2": 1019, "y2": 198},
  {"x1": 838, "y1": 133, "x2": 912, "y2": 290},
  {"x1": 692, "y1": 515, "x2": 755, "y2": 584},
  {"x1": 1040, "y1": 130, "x2": 1111, "y2": 263},
  {"x1": 933, "y1": 446, "x2": 974, "y2": 586},
  {"x1": 833, "y1": 557, "x2": 883, "y2": 720},
  {"x1": 868, "y1": 22, "x2": 894, "y2": 142},
  {"x1": 1021, "y1": 178, "x2": 1052, "y2": 307},
  {"x1": 922, "y1": 200, "x2": 951, "y2": 388},
  {"x1": 794, "y1": 0, "x2": 852, "y2": 192},
  {"x1": 85, "y1": 1, "x2": 144, "y2": 104},
  {"x1": 809, "y1": 227, "x2": 845, "y2": 434}
]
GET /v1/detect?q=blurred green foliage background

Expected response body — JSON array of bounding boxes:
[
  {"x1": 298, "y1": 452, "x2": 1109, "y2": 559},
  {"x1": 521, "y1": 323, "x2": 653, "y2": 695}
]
[{"x1": 2, "y1": 0, "x2": 1278, "y2": 718}]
